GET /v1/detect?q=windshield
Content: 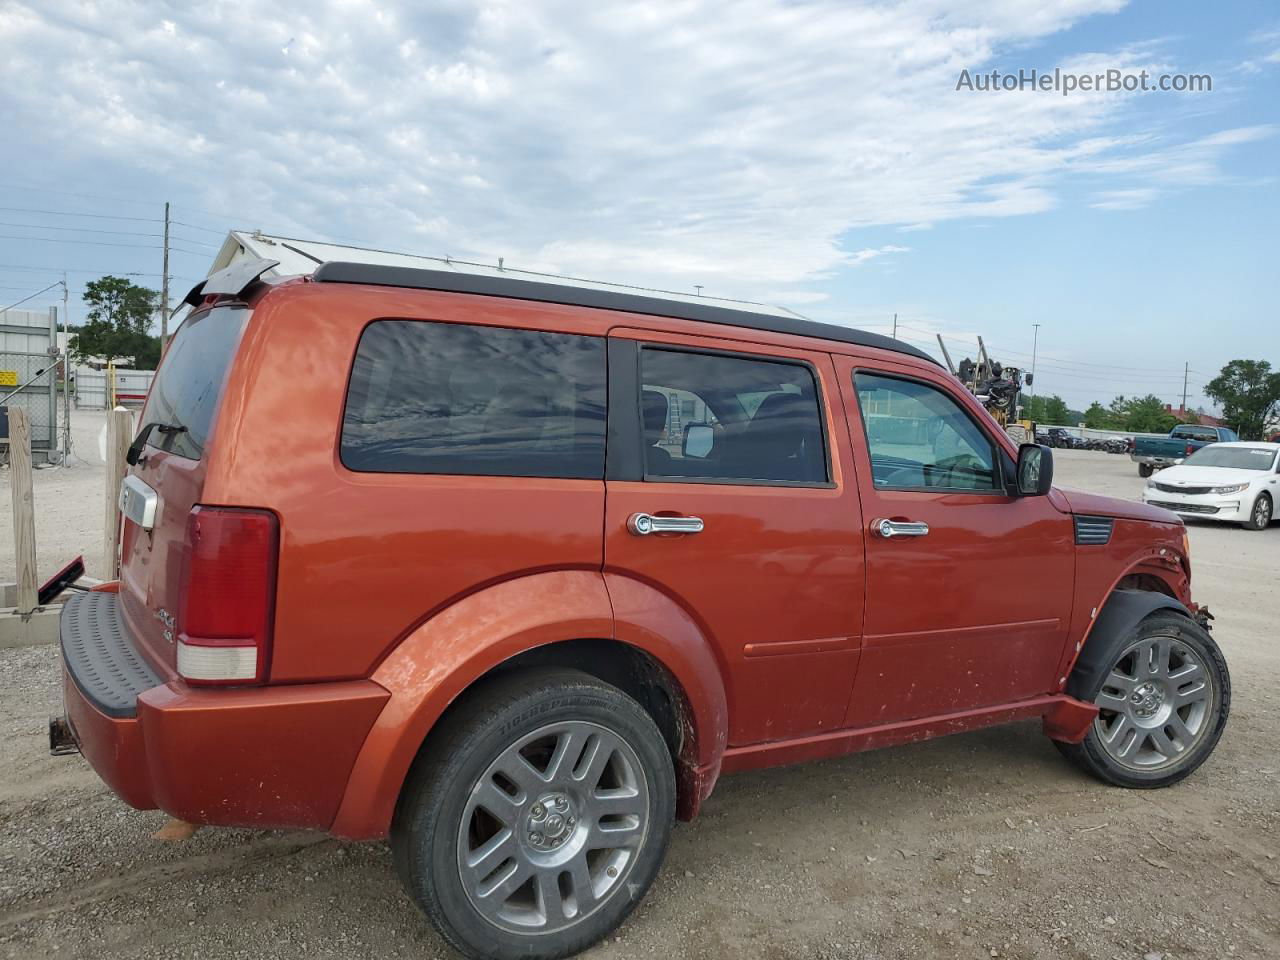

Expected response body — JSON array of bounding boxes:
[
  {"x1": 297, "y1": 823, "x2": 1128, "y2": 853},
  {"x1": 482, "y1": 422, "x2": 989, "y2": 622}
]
[
  {"x1": 140, "y1": 304, "x2": 249, "y2": 460},
  {"x1": 1182, "y1": 446, "x2": 1277, "y2": 471}
]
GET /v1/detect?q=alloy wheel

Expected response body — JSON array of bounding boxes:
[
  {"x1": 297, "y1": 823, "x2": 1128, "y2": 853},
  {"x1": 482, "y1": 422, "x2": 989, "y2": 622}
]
[
  {"x1": 1255, "y1": 497, "x2": 1272, "y2": 526},
  {"x1": 1092, "y1": 634, "x2": 1214, "y2": 771},
  {"x1": 456, "y1": 721, "x2": 650, "y2": 935}
]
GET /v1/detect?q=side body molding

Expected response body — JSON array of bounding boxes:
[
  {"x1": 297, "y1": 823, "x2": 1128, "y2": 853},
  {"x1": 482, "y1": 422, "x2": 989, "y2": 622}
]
[{"x1": 329, "y1": 570, "x2": 730, "y2": 839}]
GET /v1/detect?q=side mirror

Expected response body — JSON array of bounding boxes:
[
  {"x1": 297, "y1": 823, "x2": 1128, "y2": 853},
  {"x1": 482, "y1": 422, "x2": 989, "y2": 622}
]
[
  {"x1": 1024, "y1": 372, "x2": 1034, "y2": 387},
  {"x1": 682, "y1": 423, "x2": 714, "y2": 459},
  {"x1": 1016, "y1": 443, "x2": 1053, "y2": 496}
]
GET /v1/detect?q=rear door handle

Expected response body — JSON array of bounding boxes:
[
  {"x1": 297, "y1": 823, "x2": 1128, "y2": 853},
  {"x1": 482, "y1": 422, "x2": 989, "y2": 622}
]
[
  {"x1": 871, "y1": 518, "x2": 930, "y2": 538},
  {"x1": 628, "y1": 513, "x2": 705, "y2": 536}
]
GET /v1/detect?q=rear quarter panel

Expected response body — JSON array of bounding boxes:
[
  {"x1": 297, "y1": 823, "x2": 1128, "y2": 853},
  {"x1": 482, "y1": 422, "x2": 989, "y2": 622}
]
[{"x1": 203, "y1": 283, "x2": 610, "y2": 683}]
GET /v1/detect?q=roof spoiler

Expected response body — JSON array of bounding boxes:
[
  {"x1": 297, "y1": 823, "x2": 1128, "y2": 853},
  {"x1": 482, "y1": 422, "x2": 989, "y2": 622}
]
[{"x1": 183, "y1": 257, "x2": 280, "y2": 307}]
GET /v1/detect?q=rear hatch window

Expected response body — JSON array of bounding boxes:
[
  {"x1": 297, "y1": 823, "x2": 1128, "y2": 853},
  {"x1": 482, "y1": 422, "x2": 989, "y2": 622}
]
[
  {"x1": 120, "y1": 303, "x2": 249, "y2": 675},
  {"x1": 141, "y1": 304, "x2": 249, "y2": 459}
]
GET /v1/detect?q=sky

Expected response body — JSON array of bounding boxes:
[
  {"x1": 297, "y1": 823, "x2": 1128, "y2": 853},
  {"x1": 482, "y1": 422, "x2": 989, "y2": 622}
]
[{"x1": 0, "y1": 0, "x2": 1276, "y2": 413}]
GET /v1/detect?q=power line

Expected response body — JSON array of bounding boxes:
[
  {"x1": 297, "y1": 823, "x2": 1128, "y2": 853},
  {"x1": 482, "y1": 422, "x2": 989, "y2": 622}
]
[
  {"x1": 889, "y1": 334, "x2": 1203, "y2": 388},
  {"x1": 172, "y1": 219, "x2": 230, "y2": 236},
  {"x1": 0, "y1": 206, "x2": 163, "y2": 222},
  {"x1": 170, "y1": 235, "x2": 220, "y2": 250},
  {"x1": 0, "y1": 220, "x2": 165, "y2": 238},
  {"x1": 0, "y1": 264, "x2": 203, "y2": 284},
  {"x1": 1, "y1": 281, "x2": 65, "y2": 313},
  {"x1": 0, "y1": 182, "x2": 159, "y2": 208},
  {"x1": 891, "y1": 322, "x2": 1202, "y2": 375},
  {"x1": 0, "y1": 234, "x2": 164, "y2": 249},
  {"x1": 0, "y1": 263, "x2": 162, "y2": 275}
]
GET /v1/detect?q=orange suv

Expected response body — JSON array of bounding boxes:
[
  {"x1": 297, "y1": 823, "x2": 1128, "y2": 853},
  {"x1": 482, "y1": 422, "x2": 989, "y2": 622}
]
[{"x1": 54, "y1": 259, "x2": 1230, "y2": 959}]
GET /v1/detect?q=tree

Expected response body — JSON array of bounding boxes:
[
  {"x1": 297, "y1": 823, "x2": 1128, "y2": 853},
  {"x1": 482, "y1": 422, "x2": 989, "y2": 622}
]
[
  {"x1": 1204, "y1": 360, "x2": 1280, "y2": 440},
  {"x1": 1083, "y1": 401, "x2": 1119, "y2": 429},
  {"x1": 1023, "y1": 394, "x2": 1071, "y2": 424},
  {"x1": 70, "y1": 276, "x2": 161, "y2": 369},
  {"x1": 1123, "y1": 394, "x2": 1178, "y2": 433}
]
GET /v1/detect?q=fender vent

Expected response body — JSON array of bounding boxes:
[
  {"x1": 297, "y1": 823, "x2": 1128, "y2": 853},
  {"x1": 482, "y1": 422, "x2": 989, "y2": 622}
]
[{"x1": 1075, "y1": 515, "x2": 1115, "y2": 545}]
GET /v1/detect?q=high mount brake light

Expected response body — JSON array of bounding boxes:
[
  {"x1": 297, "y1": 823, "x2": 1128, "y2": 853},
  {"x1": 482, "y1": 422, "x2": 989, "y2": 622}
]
[{"x1": 176, "y1": 506, "x2": 278, "y2": 685}]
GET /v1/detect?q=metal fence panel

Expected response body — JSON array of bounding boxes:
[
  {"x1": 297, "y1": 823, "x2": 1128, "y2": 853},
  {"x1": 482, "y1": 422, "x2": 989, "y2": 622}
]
[
  {"x1": 74, "y1": 367, "x2": 108, "y2": 410},
  {"x1": 0, "y1": 307, "x2": 58, "y2": 461}
]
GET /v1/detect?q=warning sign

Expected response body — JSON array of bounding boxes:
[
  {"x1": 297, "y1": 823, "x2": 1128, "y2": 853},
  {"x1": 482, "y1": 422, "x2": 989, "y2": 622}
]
[{"x1": 0, "y1": 371, "x2": 18, "y2": 387}]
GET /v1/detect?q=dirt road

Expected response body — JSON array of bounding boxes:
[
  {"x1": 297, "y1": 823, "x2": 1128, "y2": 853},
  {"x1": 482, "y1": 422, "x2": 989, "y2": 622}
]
[{"x1": 1, "y1": 444, "x2": 1277, "y2": 959}]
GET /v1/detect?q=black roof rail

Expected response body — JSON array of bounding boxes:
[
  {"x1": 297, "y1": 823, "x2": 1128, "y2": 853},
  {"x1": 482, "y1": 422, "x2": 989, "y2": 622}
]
[{"x1": 310, "y1": 261, "x2": 937, "y2": 365}]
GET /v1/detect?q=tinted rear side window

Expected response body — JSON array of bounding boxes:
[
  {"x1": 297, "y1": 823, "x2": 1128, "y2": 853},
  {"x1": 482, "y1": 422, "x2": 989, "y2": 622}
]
[
  {"x1": 142, "y1": 305, "x2": 248, "y2": 460},
  {"x1": 639, "y1": 347, "x2": 828, "y2": 485},
  {"x1": 341, "y1": 320, "x2": 606, "y2": 478}
]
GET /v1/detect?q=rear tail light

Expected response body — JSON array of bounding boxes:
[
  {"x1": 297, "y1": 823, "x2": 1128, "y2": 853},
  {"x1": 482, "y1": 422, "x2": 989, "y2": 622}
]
[
  {"x1": 176, "y1": 506, "x2": 278, "y2": 686},
  {"x1": 1185, "y1": 443, "x2": 1195, "y2": 456}
]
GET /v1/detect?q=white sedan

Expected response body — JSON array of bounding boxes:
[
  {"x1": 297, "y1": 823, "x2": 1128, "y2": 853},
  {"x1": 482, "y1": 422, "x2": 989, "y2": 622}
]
[{"x1": 1142, "y1": 442, "x2": 1279, "y2": 530}]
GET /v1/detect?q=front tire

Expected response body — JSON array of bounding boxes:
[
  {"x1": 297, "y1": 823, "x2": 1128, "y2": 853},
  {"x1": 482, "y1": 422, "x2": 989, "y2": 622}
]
[
  {"x1": 1243, "y1": 492, "x2": 1272, "y2": 531},
  {"x1": 1138, "y1": 463, "x2": 1154, "y2": 478},
  {"x1": 1057, "y1": 611, "x2": 1229, "y2": 789},
  {"x1": 392, "y1": 669, "x2": 676, "y2": 960}
]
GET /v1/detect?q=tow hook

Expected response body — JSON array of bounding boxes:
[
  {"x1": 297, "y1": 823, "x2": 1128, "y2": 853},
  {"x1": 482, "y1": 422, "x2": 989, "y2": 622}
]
[
  {"x1": 48, "y1": 716, "x2": 79, "y2": 757},
  {"x1": 1194, "y1": 605, "x2": 1215, "y2": 632}
]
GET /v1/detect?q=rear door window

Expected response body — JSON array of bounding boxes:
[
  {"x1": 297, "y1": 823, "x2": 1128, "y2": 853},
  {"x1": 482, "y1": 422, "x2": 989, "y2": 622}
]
[
  {"x1": 341, "y1": 320, "x2": 606, "y2": 478},
  {"x1": 639, "y1": 347, "x2": 828, "y2": 485},
  {"x1": 141, "y1": 304, "x2": 248, "y2": 460}
]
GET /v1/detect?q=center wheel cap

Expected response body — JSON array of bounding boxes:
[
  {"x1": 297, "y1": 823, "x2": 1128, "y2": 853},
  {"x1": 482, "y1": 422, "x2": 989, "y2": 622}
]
[
  {"x1": 1130, "y1": 681, "x2": 1165, "y2": 717},
  {"x1": 525, "y1": 792, "x2": 577, "y2": 852}
]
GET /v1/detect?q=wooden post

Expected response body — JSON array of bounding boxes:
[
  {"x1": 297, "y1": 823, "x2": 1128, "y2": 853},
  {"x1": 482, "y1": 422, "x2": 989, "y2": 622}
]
[
  {"x1": 8, "y1": 408, "x2": 37, "y2": 615},
  {"x1": 104, "y1": 408, "x2": 133, "y2": 578}
]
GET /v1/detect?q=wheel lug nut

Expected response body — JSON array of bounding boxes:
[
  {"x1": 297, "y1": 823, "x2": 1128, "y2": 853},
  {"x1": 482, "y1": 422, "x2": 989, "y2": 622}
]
[
  {"x1": 531, "y1": 804, "x2": 544, "y2": 818},
  {"x1": 530, "y1": 832, "x2": 542, "y2": 844},
  {"x1": 556, "y1": 797, "x2": 567, "y2": 810}
]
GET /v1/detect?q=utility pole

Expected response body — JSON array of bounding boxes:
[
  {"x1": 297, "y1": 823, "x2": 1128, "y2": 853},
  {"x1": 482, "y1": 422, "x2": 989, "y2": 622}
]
[
  {"x1": 160, "y1": 201, "x2": 170, "y2": 348},
  {"x1": 62, "y1": 274, "x2": 71, "y2": 463},
  {"x1": 1181, "y1": 362, "x2": 1189, "y2": 415},
  {"x1": 892, "y1": 312, "x2": 898, "y2": 339},
  {"x1": 1029, "y1": 323, "x2": 1041, "y2": 396}
]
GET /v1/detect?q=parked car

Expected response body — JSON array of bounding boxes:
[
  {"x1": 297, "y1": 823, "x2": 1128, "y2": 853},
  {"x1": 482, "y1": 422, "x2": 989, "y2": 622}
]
[
  {"x1": 54, "y1": 259, "x2": 1232, "y2": 960},
  {"x1": 1043, "y1": 426, "x2": 1076, "y2": 448},
  {"x1": 1131, "y1": 424, "x2": 1239, "y2": 477},
  {"x1": 1142, "y1": 442, "x2": 1280, "y2": 530}
]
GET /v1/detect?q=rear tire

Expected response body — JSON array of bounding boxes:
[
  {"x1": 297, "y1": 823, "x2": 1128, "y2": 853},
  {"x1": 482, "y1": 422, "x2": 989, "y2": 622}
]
[
  {"x1": 1243, "y1": 493, "x2": 1272, "y2": 531},
  {"x1": 1056, "y1": 611, "x2": 1229, "y2": 789},
  {"x1": 391, "y1": 669, "x2": 676, "y2": 960},
  {"x1": 1138, "y1": 463, "x2": 1154, "y2": 478}
]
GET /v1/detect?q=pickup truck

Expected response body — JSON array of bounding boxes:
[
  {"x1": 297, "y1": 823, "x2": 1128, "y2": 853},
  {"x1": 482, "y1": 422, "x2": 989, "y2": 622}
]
[{"x1": 1131, "y1": 423, "x2": 1239, "y2": 477}]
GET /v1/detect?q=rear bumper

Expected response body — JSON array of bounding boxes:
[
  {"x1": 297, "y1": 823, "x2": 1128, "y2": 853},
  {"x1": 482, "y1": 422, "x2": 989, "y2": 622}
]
[{"x1": 58, "y1": 592, "x2": 389, "y2": 830}]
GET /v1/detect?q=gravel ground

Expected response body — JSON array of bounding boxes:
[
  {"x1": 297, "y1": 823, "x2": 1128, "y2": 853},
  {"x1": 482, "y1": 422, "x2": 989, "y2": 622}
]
[{"x1": 1, "y1": 438, "x2": 1277, "y2": 960}]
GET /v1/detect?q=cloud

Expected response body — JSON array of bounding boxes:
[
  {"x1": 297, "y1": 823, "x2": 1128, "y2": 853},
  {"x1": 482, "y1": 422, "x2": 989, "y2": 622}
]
[
  {"x1": 1090, "y1": 187, "x2": 1159, "y2": 210},
  {"x1": 0, "y1": 0, "x2": 1262, "y2": 299}
]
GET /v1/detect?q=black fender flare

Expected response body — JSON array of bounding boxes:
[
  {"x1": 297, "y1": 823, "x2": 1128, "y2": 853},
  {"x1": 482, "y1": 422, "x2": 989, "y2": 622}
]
[{"x1": 1066, "y1": 589, "x2": 1194, "y2": 699}]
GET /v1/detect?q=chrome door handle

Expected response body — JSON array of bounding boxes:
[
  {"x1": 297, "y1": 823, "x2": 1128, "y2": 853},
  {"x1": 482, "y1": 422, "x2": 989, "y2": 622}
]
[
  {"x1": 872, "y1": 518, "x2": 930, "y2": 538},
  {"x1": 628, "y1": 513, "x2": 705, "y2": 536}
]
